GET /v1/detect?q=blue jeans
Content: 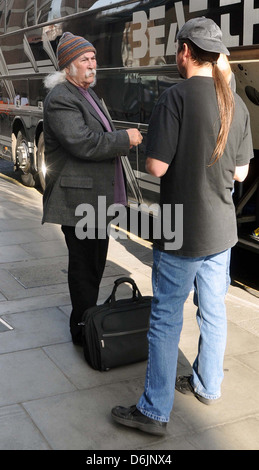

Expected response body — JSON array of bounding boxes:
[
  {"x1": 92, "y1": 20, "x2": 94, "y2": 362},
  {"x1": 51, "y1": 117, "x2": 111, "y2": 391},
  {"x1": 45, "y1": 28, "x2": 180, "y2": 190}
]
[{"x1": 137, "y1": 247, "x2": 229, "y2": 422}]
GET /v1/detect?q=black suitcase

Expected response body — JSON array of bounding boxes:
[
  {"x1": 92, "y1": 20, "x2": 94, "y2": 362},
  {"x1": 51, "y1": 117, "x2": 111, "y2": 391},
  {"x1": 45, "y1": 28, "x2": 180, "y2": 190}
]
[{"x1": 80, "y1": 277, "x2": 152, "y2": 371}]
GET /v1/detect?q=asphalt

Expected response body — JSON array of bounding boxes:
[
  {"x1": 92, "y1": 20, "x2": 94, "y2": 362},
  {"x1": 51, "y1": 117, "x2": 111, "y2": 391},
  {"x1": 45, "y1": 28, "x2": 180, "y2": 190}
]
[{"x1": 0, "y1": 171, "x2": 258, "y2": 452}]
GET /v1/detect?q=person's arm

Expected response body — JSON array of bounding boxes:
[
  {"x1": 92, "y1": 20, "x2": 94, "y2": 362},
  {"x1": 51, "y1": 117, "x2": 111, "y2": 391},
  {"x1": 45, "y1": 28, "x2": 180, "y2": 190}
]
[
  {"x1": 233, "y1": 164, "x2": 249, "y2": 182},
  {"x1": 145, "y1": 157, "x2": 169, "y2": 177},
  {"x1": 45, "y1": 92, "x2": 130, "y2": 162}
]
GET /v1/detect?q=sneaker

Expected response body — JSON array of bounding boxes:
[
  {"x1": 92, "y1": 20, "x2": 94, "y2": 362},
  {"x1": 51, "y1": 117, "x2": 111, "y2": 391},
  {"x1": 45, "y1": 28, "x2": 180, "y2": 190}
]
[
  {"x1": 111, "y1": 405, "x2": 167, "y2": 436},
  {"x1": 175, "y1": 375, "x2": 220, "y2": 406}
]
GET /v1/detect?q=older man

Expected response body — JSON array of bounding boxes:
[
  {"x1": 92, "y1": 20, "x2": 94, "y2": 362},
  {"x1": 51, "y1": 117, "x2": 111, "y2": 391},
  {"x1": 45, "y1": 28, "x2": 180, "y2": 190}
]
[{"x1": 42, "y1": 32, "x2": 142, "y2": 344}]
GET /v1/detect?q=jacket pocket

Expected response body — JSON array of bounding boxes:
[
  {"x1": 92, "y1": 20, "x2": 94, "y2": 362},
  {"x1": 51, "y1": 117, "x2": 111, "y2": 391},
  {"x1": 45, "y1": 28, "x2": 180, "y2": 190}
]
[{"x1": 60, "y1": 176, "x2": 93, "y2": 189}]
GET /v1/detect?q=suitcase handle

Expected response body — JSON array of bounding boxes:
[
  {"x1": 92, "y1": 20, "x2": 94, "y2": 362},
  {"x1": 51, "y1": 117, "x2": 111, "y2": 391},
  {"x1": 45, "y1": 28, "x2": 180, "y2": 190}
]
[{"x1": 105, "y1": 277, "x2": 142, "y2": 303}]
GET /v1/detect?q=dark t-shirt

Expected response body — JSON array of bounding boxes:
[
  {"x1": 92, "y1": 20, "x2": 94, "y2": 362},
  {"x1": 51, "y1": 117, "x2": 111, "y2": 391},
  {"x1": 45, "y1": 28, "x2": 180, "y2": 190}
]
[{"x1": 146, "y1": 76, "x2": 253, "y2": 257}]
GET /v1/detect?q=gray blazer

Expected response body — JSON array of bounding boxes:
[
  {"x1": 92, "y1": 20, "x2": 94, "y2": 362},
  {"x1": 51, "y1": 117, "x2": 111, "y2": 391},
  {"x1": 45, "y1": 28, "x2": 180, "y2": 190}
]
[{"x1": 42, "y1": 81, "x2": 130, "y2": 226}]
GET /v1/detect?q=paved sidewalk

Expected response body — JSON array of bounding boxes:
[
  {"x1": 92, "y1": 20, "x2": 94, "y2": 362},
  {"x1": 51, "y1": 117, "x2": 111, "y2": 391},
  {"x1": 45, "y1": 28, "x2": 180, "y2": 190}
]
[{"x1": 0, "y1": 174, "x2": 258, "y2": 451}]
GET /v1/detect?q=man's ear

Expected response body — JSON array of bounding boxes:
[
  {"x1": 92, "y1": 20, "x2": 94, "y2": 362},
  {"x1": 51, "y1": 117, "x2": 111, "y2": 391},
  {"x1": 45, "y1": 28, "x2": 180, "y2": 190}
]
[
  {"x1": 65, "y1": 65, "x2": 71, "y2": 76},
  {"x1": 182, "y1": 42, "x2": 191, "y2": 59}
]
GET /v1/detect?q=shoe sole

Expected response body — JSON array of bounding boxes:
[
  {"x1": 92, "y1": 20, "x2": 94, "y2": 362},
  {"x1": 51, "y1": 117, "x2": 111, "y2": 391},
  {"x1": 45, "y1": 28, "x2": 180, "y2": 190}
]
[
  {"x1": 195, "y1": 394, "x2": 221, "y2": 405},
  {"x1": 111, "y1": 413, "x2": 167, "y2": 436},
  {"x1": 175, "y1": 380, "x2": 220, "y2": 406}
]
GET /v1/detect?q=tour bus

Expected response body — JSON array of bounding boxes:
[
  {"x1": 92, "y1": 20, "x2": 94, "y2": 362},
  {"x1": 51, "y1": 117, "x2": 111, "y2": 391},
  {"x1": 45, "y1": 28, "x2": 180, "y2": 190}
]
[{"x1": 0, "y1": 0, "x2": 258, "y2": 252}]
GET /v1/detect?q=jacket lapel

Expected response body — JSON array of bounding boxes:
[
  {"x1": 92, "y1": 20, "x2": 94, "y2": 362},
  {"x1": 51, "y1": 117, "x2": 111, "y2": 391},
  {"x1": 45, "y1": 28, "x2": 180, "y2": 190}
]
[
  {"x1": 64, "y1": 81, "x2": 115, "y2": 131},
  {"x1": 89, "y1": 89, "x2": 116, "y2": 131}
]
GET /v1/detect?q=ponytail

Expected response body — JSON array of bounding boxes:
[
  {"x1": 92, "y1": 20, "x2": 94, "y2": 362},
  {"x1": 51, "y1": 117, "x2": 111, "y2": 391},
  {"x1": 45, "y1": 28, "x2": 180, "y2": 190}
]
[
  {"x1": 177, "y1": 40, "x2": 235, "y2": 165},
  {"x1": 210, "y1": 61, "x2": 235, "y2": 165}
]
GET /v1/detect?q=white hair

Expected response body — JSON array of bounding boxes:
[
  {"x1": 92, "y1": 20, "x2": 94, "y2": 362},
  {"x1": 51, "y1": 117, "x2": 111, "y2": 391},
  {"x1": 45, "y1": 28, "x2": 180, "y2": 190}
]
[
  {"x1": 44, "y1": 70, "x2": 67, "y2": 90},
  {"x1": 44, "y1": 62, "x2": 97, "y2": 91}
]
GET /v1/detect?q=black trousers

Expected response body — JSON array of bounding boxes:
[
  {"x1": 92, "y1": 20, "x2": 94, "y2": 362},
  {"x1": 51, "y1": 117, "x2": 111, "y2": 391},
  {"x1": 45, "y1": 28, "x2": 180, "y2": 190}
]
[{"x1": 61, "y1": 225, "x2": 109, "y2": 342}]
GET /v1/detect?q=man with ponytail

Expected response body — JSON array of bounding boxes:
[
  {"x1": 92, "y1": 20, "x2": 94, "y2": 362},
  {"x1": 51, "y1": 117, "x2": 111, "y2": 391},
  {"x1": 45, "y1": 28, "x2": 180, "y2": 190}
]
[{"x1": 111, "y1": 18, "x2": 253, "y2": 435}]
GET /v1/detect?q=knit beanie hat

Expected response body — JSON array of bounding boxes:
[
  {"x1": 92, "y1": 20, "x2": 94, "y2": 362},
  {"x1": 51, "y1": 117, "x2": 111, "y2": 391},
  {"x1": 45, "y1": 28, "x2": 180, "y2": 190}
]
[{"x1": 57, "y1": 32, "x2": 96, "y2": 70}]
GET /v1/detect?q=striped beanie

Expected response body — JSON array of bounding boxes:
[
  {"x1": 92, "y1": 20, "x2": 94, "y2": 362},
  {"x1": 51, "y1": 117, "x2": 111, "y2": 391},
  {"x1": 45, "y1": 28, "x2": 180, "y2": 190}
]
[{"x1": 57, "y1": 32, "x2": 96, "y2": 70}]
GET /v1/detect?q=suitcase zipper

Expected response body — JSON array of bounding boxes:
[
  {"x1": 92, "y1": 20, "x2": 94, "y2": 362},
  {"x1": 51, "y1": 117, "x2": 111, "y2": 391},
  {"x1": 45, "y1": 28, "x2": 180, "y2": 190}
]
[{"x1": 101, "y1": 328, "x2": 148, "y2": 348}]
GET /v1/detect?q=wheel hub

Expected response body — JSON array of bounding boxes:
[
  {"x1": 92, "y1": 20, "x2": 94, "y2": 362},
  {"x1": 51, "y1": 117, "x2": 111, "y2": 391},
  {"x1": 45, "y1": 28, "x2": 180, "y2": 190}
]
[{"x1": 17, "y1": 143, "x2": 29, "y2": 169}]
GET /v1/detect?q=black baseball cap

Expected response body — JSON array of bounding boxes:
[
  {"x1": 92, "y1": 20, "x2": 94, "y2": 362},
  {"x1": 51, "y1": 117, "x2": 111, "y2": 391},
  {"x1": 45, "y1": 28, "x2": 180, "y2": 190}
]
[{"x1": 177, "y1": 17, "x2": 230, "y2": 56}]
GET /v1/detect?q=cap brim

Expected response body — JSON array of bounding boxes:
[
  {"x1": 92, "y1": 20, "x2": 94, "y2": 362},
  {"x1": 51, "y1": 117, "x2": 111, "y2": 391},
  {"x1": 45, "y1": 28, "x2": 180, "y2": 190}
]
[{"x1": 189, "y1": 37, "x2": 230, "y2": 56}]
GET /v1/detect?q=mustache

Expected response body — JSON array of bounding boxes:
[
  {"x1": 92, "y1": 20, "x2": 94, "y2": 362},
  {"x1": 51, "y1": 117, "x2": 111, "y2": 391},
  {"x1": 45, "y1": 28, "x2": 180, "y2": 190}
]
[{"x1": 85, "y1": 69, "x2": 97, "y2": 78}]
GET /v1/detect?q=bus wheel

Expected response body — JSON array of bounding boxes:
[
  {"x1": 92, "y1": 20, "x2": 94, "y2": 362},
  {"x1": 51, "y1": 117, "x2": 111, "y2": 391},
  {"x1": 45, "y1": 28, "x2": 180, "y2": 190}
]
[
  {"x1": 36, "y1": 133, "x2": 46, "y2": 191},
  {"x1": 15, "y1": 130, "x2": 35, "y2": 187}
]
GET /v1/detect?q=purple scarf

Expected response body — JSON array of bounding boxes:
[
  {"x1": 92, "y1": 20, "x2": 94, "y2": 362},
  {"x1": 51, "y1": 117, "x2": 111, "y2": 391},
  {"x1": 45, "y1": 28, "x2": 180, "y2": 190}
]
[{"x1": 78, "y1": 87, "x2": 127, "y2": 206}]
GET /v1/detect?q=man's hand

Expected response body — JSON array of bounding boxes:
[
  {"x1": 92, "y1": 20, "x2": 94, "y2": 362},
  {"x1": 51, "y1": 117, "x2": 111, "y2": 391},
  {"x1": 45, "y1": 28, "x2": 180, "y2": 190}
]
[{"x1": 126, "y1": 129, "x2": 143, "y2": 147}]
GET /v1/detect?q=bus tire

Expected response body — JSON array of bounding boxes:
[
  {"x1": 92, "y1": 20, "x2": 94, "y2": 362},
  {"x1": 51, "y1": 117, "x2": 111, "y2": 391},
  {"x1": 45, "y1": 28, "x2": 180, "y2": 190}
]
[
  {"x1": 35, "y1": 132, "x2": 46, "y2": 191},
  {"x1": 16, "y1": 130, "x2": 35, "y2": 187}
]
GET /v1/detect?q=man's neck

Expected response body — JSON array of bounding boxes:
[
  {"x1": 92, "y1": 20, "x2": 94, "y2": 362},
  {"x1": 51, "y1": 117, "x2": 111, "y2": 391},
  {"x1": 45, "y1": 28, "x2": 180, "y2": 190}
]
[{"x1": 186, "y1": 63, "x2": 213, "y2": 79}]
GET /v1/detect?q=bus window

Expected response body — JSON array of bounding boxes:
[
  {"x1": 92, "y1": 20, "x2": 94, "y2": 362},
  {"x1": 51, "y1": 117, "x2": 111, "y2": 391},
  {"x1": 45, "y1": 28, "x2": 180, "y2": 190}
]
[
  {"x1": 157, "y1": 73, "x2": 181, "y2": 95},
  {"x1": 78, "y1": 0, "x2": 98, "y2": 11},
  {"x1": 28, "y1": 78, "x2": 47, "y2": 106},
  {"x1": 60, "y1": 0, "x2": 77, "y2": 16},
  {"x1": 1, "y1": 32, "x2": 31, "y2": 67},
  {"x1": 139, "y1": 73, "x2": 181, "y2": 124},
  {"x1": 37, "y1": 0, "x2": 76, "y2": 23},
  {"x1": 24, "y1": 24, "x2": 61, "y2": 67},
  {"x1": 38, "y1": 1, "x2": 57, "y2": 23},
  {"x1": 4, "y1": 0, "x2": 35, "y2": 31},
  {"x1": 95, "y1": 72, "x2": 141, "y2": 122},
  {"x1": 26, "y1": 30, "x2": 50, "y2": 62},
  {"x1": 0, "y1": 0, "x2": 4, "y2": 34},
  {"x1": 12, "y1": 79, "x2": 29, "y2": 106},
  {"x1": 0, "y1": 80, "x2": 11, "y2": 104},
  {"x1": 23, "y1": 1, "x2": 36, "y2": 28},
  {"x1": 139, "y1": 75, "x2": 157, "y2": 124}
]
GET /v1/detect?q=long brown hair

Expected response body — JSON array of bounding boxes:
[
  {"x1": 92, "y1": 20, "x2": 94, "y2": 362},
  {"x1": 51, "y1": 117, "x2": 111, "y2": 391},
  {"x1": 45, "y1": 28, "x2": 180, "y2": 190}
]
[{"x1": 178, "y1": 39, "x2": 235, "y2": 165}]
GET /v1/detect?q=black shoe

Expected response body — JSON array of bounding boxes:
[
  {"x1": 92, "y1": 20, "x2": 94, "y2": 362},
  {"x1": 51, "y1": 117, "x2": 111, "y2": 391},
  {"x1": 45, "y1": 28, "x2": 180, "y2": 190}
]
[
  {"x1": 175, "y1": 375, "x2": 220, "y2": 405},
  {"x1": 111, "y1": 405, "x2": 167, "y2": 436}
]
